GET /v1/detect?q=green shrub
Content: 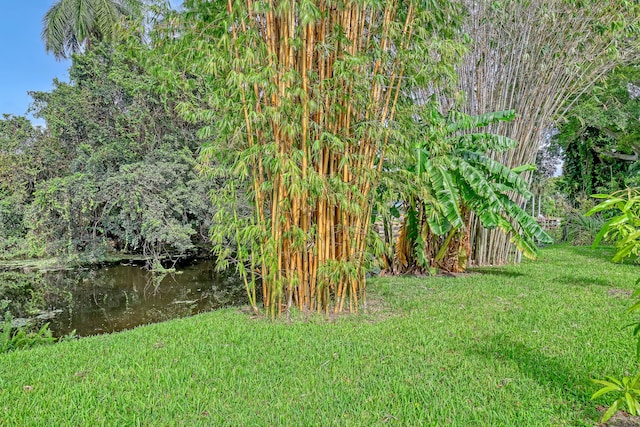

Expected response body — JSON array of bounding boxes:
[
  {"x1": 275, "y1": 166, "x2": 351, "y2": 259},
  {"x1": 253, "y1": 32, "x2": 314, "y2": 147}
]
[
  {"x1": 587, "y1": 188, "x2": 640, "y2": 262},
  {"x1": 0, "y1": 313, "x2": 56, "y2": 354},
  {"x1": 563, "y1": 212, "x2": 605, "y2": 246}
]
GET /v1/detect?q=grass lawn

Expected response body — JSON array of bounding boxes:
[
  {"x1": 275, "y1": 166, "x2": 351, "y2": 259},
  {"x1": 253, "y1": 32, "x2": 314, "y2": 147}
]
[{"x1": 1, "y1": 245, "x2": 639, "y2": 426}]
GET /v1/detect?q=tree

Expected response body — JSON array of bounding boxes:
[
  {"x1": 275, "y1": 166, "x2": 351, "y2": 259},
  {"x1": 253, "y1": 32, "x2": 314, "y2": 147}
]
[
  {"x1": 0, "y1": 115, "x2": 40, "y2": 196},
  {"x1": 525, "y1": 127, "x2": 562, "y2": 220},
  {"x1": 555, "y1": 64, "x2": 640, "y2": 201},
  {"x1": 448, "y1": 0, "x2": 640, "y2": 266},
  {"x1": 150, "y1": 0, "x2": 467, "y2": 316},
  {"x1": 24, "y1": 39, "x2": 214, "y2": 261},
  {"x1": 0, "y1": 115, "x2": 41, "y2": 257},
  {"x1": 42, "y1": 0, "x2": 143, "y2": 59}
]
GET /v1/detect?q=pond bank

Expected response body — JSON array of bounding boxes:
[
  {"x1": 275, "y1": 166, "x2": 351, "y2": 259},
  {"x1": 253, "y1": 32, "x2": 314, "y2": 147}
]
[
  {"x1": 0, "y1": 252, "x2": 199, "y2": 273},
  {"x1": 0, "y1": 256, "x2": 245, "y2": 337}
]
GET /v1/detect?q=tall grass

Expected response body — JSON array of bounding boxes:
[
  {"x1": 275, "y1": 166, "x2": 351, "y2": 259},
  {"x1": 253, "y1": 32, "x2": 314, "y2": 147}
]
[{"x1": 564, "y1": 212, "x2": 605, "y2": 246}]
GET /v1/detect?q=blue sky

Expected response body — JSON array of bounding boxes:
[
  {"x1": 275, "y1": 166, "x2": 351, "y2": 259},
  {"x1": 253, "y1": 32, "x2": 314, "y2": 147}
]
[
  {"x1": 0, "y1": 1, "x2": 182, "y2": 121},
  {"x1": 0, "y1": 3, "x2": 70, "y2": 118}
]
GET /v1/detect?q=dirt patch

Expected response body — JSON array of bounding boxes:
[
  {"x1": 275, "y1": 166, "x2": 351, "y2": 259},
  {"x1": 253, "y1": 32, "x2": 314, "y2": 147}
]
[
  {"x1": 608, "y1": 288, "x2": 632, "y2": 298},
  {"x1": 236, "y1": 296, "x2": 397, "y2": 323},
  {"x1": 597, "y1": 406, "x2": 640, "y2": 426}
]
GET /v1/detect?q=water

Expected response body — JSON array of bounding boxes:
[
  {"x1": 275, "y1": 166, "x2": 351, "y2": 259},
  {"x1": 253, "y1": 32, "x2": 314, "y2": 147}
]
[{"x1": 21, "y1": 260, "x2": 246, "y2": 337}]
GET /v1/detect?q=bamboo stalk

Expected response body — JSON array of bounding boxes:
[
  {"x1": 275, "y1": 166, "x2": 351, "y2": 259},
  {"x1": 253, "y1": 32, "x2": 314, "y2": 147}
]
[
  {"x1": 448, "y1": 0, "x2": 639, "y2": 266},
  {"x1": 214, "y1": 0, "x2": 429, "y2": 314}
]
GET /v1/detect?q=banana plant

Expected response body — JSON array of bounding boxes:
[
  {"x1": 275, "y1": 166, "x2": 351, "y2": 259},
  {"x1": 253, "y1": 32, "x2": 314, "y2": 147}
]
[{"x1": 381, "y1": 108, "x2": 552, "y2": 274}]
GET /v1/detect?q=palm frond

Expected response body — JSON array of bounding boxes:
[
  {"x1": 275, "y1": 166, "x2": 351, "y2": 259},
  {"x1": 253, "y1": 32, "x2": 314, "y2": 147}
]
[
  {"x1": 42, "y1": 0, "x2": 143, "y2": 59},
  {"x1": 94, "y1": 0, "x2": 121, "y2": 41},
  {"x1": 42, "y1": 1, "x2": 74, "y2": 59}
]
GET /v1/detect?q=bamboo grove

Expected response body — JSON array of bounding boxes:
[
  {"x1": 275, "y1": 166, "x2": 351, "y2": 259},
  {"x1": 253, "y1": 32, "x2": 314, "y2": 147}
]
[
  {"x1": 145, "y1": 0, "x2": 639, "y2": 317},
  {"x1": 449, "y1": 0, "x2": 640, "y2": 266},
  {"x1": 151, "y1": 0, "x2": 465, "y2": 316}
]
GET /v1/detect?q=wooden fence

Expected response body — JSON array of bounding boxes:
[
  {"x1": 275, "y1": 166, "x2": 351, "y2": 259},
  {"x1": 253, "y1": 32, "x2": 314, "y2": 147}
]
[{"x1": 536, "y1": 217, "x2": 562, "y2": 230}]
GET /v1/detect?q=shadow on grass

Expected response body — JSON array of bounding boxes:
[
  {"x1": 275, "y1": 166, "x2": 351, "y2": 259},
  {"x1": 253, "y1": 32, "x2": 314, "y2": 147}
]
[
  {"x1": 467, "y1": 334, "x2": 593, "y2": 406},
  {"x1": 558, "y1": 245, "x2": 616, "y2": 263},
  {"x1": 555, "y1": 275, "x2": 613, "y2": 288},
  {"x1": 466, "y1": 268, "x2": 525, "y2": 279}
]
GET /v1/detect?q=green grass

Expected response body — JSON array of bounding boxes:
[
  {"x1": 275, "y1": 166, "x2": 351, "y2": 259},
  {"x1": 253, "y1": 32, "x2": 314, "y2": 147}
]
[{"x1": 1, "y1": 245, "x2": 639, "y2": 426}]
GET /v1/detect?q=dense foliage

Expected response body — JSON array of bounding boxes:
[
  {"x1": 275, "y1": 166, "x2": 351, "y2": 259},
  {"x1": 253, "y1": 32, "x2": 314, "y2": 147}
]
[
  {"x1": 0, "y1": 116, "x2": 48, "y2": 257},
  {"x1": 555, "y1": 65, "x2": 640, "y2": 201},
  {"x1": 586, "y1": 188, "x2": 640, "y2": 263},
  {"x1": 0, "y1": 41, "x2": 215, "y2": 262},
  {"x1": 0, "y1": 314, "x2": 56, "y2": 354},
  {"x1": 1, "y1": 0, "x2": 634, "y2": 314}
]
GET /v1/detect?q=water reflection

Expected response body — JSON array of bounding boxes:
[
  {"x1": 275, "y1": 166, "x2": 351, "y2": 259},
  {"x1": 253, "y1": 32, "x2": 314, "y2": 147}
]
[{"x1": 35, "y1": 261, "x2": 246, "y2": 337}]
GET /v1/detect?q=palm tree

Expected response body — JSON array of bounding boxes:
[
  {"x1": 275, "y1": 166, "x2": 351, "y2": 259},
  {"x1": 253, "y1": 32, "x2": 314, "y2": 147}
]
[{"x1": 42, "y1": 0, "x2": 143, "y2": 60}]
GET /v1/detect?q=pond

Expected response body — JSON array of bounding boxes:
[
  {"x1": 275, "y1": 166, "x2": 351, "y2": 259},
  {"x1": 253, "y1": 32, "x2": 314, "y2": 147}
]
[{"x1": 1, "y1": 260, "x2": 246, "y2": 338}]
